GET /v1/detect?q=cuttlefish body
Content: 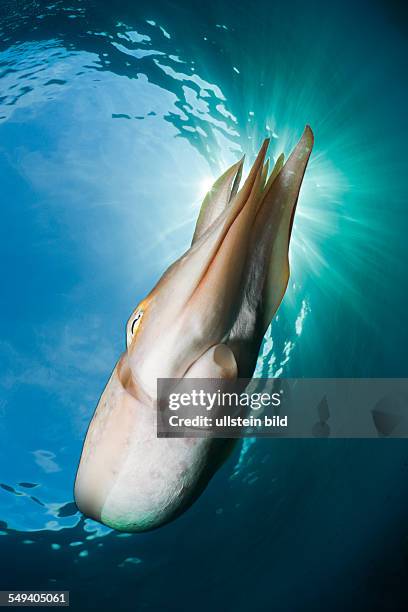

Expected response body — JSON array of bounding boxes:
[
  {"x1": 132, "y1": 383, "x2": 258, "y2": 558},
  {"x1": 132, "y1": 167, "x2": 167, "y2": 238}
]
[{"x1": 74, "y1": 127, "x2": 314, "y2": 532}]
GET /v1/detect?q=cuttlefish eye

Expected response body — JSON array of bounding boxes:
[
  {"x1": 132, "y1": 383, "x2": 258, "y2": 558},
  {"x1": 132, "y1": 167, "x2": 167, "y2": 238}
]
[
  {"x1": 126, "y1": 309, "x2": 144, "y2": 347},
  {"x1": 131, "y1": 310, "x2": 143, "y2": 334}
]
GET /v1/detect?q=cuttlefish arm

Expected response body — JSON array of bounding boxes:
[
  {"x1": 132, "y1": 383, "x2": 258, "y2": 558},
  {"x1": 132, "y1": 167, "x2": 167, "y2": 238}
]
[
  {"x1": 192, "y1": 157, "x2": 244, "y2": 245},
  {"x1": 74, "y1": 127, "x2": 314, "y2": 532},
  {"x1": 228, "y1": 129, "x2": 313, "y2": 375}
]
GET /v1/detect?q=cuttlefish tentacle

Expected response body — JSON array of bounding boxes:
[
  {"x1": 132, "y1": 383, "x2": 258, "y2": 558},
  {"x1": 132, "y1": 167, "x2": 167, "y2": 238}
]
[
  {"x1": 192, "y1": 157, "x2": 244, "y2": 245},
  {"x1": 74, "y1": 126, "x2": 314, "y2": 532}
]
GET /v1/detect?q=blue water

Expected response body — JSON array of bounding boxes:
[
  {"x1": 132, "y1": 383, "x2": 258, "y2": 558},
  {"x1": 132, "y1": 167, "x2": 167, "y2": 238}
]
[{"x1": 1, "y1": 0, "x2": 408, "y2": 610}]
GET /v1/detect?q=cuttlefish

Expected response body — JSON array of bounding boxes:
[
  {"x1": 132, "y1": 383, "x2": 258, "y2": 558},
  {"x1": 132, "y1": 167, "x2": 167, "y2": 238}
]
[{"x1": 74, "y1": 126, "x2": 314, "y2": 532}]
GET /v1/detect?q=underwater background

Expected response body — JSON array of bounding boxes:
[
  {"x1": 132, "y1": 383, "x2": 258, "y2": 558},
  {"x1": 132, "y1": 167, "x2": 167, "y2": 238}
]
[{"x1": 0, "y1": 0, "x2": 408, "y2": 609}]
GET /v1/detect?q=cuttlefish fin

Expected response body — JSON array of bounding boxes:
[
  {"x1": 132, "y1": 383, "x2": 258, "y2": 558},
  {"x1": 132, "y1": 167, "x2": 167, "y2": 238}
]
[
  {"x1": 191, "y1": 157, "x2": 244, "y2": 245},
  {"x1": 258, "y1": 126, "x2": 314, "y2": 332}
]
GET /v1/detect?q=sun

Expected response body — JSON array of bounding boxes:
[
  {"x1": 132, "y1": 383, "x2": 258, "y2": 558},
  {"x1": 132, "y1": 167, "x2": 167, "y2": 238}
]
[{"x1": 197, "y1": 175, "x2": 217, "y2": 201}]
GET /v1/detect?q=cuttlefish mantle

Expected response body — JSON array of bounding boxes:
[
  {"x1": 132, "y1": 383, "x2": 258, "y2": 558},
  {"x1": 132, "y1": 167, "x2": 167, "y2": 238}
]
[{"x1": 74, "y1": 126, "x2": 314, "y2": 532}]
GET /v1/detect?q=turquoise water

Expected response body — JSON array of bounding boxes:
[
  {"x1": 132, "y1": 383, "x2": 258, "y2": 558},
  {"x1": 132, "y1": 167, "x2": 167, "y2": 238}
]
[{"x1": 0, "y1": 0, "x2": 408, "y2": 609}]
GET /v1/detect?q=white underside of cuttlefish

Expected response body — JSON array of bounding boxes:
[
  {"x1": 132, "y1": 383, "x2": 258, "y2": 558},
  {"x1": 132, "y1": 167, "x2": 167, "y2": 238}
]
[{"x1": 74, "y1": 127, "x2": 314, "y2": 532}]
